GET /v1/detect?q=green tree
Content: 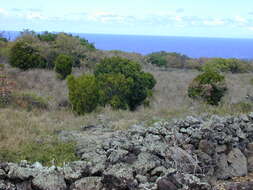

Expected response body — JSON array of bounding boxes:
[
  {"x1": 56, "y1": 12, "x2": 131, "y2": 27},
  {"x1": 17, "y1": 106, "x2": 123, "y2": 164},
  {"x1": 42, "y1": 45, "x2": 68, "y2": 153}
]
[
  {"x1": 37, "y1": 31, "x2": 57, "y2": 42},
  {"x1": 95, "y1": 57, "x2": 156, "y2": 110},
  {"x1": 67, "y1": 75, "x2": 99, "y2": 114},
  {"x1": 10, "y1": 41, "x2": 46, "y2": 70},
  {"x1": 97, "y1": 73, "x2": 133, "y2": 109},
  {"x1": 54, "y1": 54, "x2": 73, "y2": 79}
]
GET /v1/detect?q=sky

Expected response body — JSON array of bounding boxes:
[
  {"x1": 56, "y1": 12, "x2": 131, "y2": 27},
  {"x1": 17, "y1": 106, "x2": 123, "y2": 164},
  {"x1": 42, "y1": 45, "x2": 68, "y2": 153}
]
[{"x1": 1, "y1": 0, "x2": 253, "y2": 38}]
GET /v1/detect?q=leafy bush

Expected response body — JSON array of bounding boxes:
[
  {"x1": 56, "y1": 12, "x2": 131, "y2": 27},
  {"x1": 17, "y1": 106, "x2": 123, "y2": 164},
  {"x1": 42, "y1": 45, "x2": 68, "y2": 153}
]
[
  {"x1": 147, "y1": 51, "x2": 189, "y2": 68},
  {"x1": 37, "y1": 31, "x2": 57, "y2": 42},
  {"x1": 67, "y1": 57, "x2": 156, "y2": 114},
  {"x1": 54, "y1": 54, "x2": 73, "y2": 79},
  {"x1": 0, "y1": 37, "x2": 7, "y2": 42},
  {"x1": 188, "y1": 69, "x2": 227, "y2": 105},
  {"x1": 202, "y1": 58, "x2": 252, "y2": 73},
  {"x1": 9, "y1": 41, "x2": 46, "y2": 70},
  {"x1": 95, "y1": 57, "x2": 156, "y2": 110},
  {"x1": 67, "y1": 74, "x2": 100, "y2": 114},
  {"x1": 97, "y1": 73, "x2": 133, "y2": 109},
  {"x1": 54, "y1": 33, "x2": 92, "y2": 67}
]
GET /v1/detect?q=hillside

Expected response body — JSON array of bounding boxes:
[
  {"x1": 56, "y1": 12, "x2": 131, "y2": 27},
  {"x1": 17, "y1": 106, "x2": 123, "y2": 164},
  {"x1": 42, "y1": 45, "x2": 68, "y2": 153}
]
[{"x1": 0, "y1": 31, "x2": 253, "y2": 190}]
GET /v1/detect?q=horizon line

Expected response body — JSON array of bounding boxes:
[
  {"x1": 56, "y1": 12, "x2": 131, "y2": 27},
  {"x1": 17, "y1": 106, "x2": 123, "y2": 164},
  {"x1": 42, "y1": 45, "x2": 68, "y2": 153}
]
[{"x1": 2, "y1": 30, "x2": 253, "y2": 40}]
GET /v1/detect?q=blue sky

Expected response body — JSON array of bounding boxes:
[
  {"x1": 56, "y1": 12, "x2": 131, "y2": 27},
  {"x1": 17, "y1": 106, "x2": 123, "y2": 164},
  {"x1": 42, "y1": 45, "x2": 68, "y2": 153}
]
[{"x1": 1, "y1": 0, "x2": 253, "y2": 38}]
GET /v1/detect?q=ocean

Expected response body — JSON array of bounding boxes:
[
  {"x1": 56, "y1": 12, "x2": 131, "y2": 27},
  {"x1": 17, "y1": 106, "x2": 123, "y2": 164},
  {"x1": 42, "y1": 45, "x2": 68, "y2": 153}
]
[{"x1": 3, "y1": 31, "x2": 253, "y2": 59}]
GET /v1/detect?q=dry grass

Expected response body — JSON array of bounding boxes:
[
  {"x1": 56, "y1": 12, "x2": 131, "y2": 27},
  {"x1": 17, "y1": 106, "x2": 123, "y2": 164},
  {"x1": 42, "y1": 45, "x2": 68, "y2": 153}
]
[{"x1": 1, "y1": 65, "x2": 253, "y2": 163}]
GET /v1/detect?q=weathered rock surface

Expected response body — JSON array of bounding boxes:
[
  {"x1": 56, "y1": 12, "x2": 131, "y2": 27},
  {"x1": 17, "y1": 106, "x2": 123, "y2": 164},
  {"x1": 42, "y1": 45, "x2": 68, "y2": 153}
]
[{"x1": 1, "y1": 113, "x2": 253, "y2": 189}]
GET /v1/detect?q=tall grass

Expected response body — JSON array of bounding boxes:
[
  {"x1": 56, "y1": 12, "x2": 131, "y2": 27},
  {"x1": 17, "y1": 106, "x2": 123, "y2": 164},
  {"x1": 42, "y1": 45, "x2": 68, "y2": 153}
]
[{"x1": 1, "y1": 66, "x2": 252, "y2": 164}]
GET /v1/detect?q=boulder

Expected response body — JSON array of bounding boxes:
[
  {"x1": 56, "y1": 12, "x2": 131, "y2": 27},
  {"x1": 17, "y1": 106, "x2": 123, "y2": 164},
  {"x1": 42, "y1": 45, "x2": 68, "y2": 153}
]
[
  {"x1": 70, "y1": 177, "x2": 103, "y2": 190},
  {"x1": 103, "y1": 163, "x2": 137, "y2": 190},
  {"x1": 216, "y1": 148, "x2": 248, "y2": 179},
  {"x1": 32, "y1": 170, "x2": 67, "y2": 190},
  {"x1": 167, "y1": 146, "x2": 201, "y2": 173},
  {"x1": 7, "y1": 163, "x2": 36, "y2": 181}
]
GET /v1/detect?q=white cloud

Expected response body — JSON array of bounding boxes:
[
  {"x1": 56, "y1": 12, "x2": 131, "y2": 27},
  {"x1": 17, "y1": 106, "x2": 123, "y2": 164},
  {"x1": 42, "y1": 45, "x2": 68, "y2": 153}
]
[
  {"x1": 235, "y1": 16, "x2": 246, "y2": 23},
  {"x1": 203, "y1": 19, "x2": 225, "y2": 26},
  {"x1": 24, "y1": 12, "x2": 45, "y2": 19},
  {"x1": 248, "y1": 27, "x2": 253, "y2": 31},
  {"x1": 87, "y1": 11, "x2": 128, "y2": 23},
  {"x1": 0, "y1": 8, "x2": 8, "y2": 15}
]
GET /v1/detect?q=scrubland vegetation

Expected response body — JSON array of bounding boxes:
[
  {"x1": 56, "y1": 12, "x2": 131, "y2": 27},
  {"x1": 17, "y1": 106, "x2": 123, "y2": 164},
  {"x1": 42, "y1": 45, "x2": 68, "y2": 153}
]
[{"x1": 0, "y1": 30, "x2": 253, "y2": 165}]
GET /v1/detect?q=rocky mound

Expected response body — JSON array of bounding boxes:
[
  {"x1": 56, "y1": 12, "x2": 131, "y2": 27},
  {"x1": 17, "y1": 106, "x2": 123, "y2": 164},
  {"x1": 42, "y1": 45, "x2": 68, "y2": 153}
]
[{"x1": 1, "y1": 113, "x2": 253, "y2": 190}]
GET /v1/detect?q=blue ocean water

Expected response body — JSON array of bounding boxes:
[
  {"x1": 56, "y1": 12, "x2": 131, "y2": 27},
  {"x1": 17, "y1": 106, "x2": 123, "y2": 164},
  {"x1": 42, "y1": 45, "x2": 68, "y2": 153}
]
[
  {"x1": 4, "y1": 31, "x2": 253, "y2": 59},
  {"x1": 79, "y1": 34, "x2": 253, "y2": 59}
]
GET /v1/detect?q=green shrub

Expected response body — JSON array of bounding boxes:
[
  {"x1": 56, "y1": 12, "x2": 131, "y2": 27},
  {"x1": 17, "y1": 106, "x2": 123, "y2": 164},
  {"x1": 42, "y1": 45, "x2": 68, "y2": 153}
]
[
  {"x1": 147, "y1": 51, "x2": 189, "y2": 68},
  {"x1": 188, "y1": 69, "x2": 227, "y2": 105},
  {"x1": 37, "y1": 31, "x2": 57, "y2": 42},
  {"x1": 67, "y1": 74, "x2": 100, "y2": 114},
  {"x1": 202, "y1": 58, "x2": 252, "y2": 73},
  {"x1": 9, "y1": 41, "x2": 46, "y2": 70},
  {"x1": 95, "y1": 57, "x2": 156, "y2": 110},
  {"x1": 54, "y1": 33, "x2": 92, "y2": 67},
  {"x1": 54, "y1": 54, "x2": 73, "y2": 79},
  {"x1": 148, "y1": 53, "x2": 167, "y2": 67},
  {"x1": 94, "y1": 56, "x2": 142, "y2": 77},
  {"x1": 0, "y1": 37, "x2": 7, "y2": 42},
  {"x1": 97, "y1": 73, "x2": 133, "y2": 109}
]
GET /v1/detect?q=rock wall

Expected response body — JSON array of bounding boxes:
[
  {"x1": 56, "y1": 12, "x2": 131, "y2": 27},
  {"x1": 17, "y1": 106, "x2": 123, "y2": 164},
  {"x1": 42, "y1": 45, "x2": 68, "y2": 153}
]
[{"x1": 1, "y1": 113, "x2": 253, "y2": 190}]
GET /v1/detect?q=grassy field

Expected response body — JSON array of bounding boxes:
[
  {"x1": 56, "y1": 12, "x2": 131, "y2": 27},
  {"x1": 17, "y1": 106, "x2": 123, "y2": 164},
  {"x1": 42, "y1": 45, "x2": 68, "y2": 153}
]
[{"x1": 1, "y1": 64, "x2": 253, "y2": 165}]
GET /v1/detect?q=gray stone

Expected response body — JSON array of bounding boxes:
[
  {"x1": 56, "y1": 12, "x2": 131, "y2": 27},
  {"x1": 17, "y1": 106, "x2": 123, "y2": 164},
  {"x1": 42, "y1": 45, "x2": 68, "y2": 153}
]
[
  {"x1": 215, "y1": 145, "x2": 227, "y2": 154},
  {"x1": 135, "y1": 174, "x2": 148, "y2": 184},
  {"x1": 63, "y1": 161, "x2": 89, "y2": 182},
  {"x1": 0, "y1": 180, "x2": 15, "y2": 190},
  {"x1": 248, "y1": 112, "x2": 253, "y2": 119},
  {"x1": 227, "y1": 148, "x2": 247, "y2": 176},
  {"x1": 151, "y1": 166, "x2": 167, "y2": 177},
  {"x1": 247, "y1": 156, "x2": 253, "y2": 173},
  {"x1": 16, "y1": 181, "x2": 33, "y2": 190},
  {"x1": 32, "y1": 170, "x2": 67, "y2": 190},
  {"x1": 7, "y1": 163, "x2": 36, "y2": 180},
  {"x1": 157, "y1": 175, "x2": 182, "y2": 190},
  {"x1": 70, "y1": 177, "x2": 103, "y2": 190},
  {"x1": 133, "y1": 152, "x2": 159, "y2": 175},
  {"x1": 103, "y1": 163, "x2": 137, "y2": 189},
  {"x1": 167, "y1": 146, "x2": 201, "y2": 173},
  {"x1": 32, "y1": 162, "x2": 43, "y2": 169},
  {"x1": 199, "y1": 140, "x2": 215, "y2": 155},
  {"x1": 107, "y1": 149, "x2": 129, "y2": 164},
  {"x1": 0, "y1": 169, "x2": 5, "y2": 179},
  {"x1": 216, "y1": 148, "x2": 248, "y2": 179}
]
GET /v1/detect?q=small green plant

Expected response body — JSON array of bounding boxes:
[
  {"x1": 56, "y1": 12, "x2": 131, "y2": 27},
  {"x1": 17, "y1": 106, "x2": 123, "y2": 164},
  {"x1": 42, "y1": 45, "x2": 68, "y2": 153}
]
[
  {"x1": 67, "y1": 74, "x2": 100, "y2": 114},
  {"x1": 13, "y1": 92, "x2": 49, "y2": 110},
  {"x1": 54, "y1": 54, "x2": 73, "y2": 79},
  {"x1": 10, "y1": 41, "x2": 46, "y2": 70},
  {"x1": 0, "y1": 141, "x2": 78, "y2": 166},
  {"x1": 188, "y1": 68, "x2": 227, "y2": 105}
]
